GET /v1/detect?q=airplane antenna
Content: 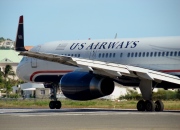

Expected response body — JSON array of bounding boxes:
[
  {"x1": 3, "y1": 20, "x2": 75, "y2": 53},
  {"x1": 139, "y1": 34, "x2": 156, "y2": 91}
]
[{"x1": 114, "y1": 33, "x2": 117, "y2": 39}]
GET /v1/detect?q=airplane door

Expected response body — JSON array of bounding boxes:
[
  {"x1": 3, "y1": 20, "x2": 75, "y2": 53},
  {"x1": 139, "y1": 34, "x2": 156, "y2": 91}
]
[
  {"x1": 31, "y1": 58, "x2": 37, "y2": 68},
  {"x1": 89, "y1": 44, "x2": 99, "y2": 60},
  {"x1": 31, "y1": 46, "x2": 41, "y2": 68}
]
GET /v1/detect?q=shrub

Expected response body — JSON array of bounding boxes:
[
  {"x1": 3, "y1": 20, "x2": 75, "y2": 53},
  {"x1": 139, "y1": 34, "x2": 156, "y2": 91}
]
[
  {"x1": 120, "y1": 89, "x2": 180, "y2": 100},
  {"x1": 9, "y1": 94, "x2": 20, "y2": 98},
  {"x1": 120, "y1": 89, "x2": 142, "y2": 100},
  {"x1": 153, "y1": 89, "x2": 180, "y2": 100}
]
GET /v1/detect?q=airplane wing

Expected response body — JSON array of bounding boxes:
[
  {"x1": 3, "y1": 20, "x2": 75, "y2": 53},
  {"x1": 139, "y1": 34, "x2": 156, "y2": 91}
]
[{"x1": 19, "y1": 51, "x2": 180, "y2": 85}]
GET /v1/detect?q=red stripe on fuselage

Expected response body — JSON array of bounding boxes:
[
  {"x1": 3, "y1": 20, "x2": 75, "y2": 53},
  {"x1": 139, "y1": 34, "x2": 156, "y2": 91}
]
[
  {"x1": 30, "y1": 70, "x2": 180, "y2": 81},
  {"x1": 160, "y1": 70, "x2": 180, "y2": 73},
  {"x1": 30, "y1": 70, "x2": 73, "y2": 81}
]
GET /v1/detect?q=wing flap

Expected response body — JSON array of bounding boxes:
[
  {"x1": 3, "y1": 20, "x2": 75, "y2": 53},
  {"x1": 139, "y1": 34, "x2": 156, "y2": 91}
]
[
  {"x1": 72, "y1": 58, "x2": 180, "y2": 85},
  {"x1": 73, "y1": 58, "x2": 130, "y2": 74}
]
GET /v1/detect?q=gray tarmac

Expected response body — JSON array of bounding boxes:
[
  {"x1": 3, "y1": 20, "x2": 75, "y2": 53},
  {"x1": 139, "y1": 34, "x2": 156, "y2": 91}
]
[{"x1": 0, "y1": 108, "x2": 180, "y2": 130}]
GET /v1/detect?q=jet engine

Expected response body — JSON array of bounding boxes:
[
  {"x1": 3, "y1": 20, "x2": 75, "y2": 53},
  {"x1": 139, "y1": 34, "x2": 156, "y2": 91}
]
[{"x1": 60, "y1": 71, "x2": 114, "y2": 100}]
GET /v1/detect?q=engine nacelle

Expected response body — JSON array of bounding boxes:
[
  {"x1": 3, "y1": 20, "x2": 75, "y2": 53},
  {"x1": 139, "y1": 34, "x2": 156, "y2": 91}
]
[{"x1": 60, "y1": 71, "x2": 114, "y2": 100}]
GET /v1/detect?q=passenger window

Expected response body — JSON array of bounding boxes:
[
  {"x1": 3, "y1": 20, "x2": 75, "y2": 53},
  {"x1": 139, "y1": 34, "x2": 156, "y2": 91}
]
[
  {"x1": 150, "y1": 52, "x2": 153, "y2": 57},
  {"x1": 131, "y1": 53, "x2": 134, "y2": 57},
  {"x1": 178, "y1": 51, "x2": 180, "y2": 56},
  {"x1": 158, "y1": 52, "x2": 161, "y2": 57},
  {"x1": 127, "y1": 53, "x2": 130, "y2": 57},
  {"x1": 139, "y1": 52, "x2": 141, "y2": 57},
  {"x1": 154, "y1": 52, "x2": 157, "y2": 57},
  {"x1": 146, "y1": 52, "x2": 149, "y2": 57},
  {"x1": 78, "y1": 54, "x2": 80, "y2": 57},
  {"x1": 135, "y1": 52, "x2": 138, "y2": 57},
  {"x1": 170, "y1": 52, "x2": 173, "y2": 56},
  {"x1": 166, "y1": 52, "x2": 169, "y2": 56},
  {"x1": 174, "y1": 51, "x2": 177, "y2": 56},
  {"x1": 102, "y1": 53, "x2": 104, "y2": 58},
  {"x1": 113, "y1": 53, "x2": 116, "y2": 57},
  {"x1": 109, "y1": 53, "x2": 112, "y2": 58},
  {"x1": 142, "y1": 52, "x2": 145, "y2": 57},
  {"x1": 106, "y1": 53, "x2": 108, "y2": 58},
  {"x1": 162, "y1": 52, "x2": 165, "y2": 56},
  {"x1": 120, "y1": 53, "x2": 123, "y2": 57},
  {"x1": 99, "y1": 53, "x2": 101, "y2": 58}
]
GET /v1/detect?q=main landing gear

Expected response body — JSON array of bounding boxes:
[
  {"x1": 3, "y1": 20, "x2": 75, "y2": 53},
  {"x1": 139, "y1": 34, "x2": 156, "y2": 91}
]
[
  {"x1": 137, "y1": 79, "x2": 164, "y2": 112},
  {"x1": 49, "y1": 83, "x2": 62, "y2": 109},
  {"x1": 137, "y1": 99, "x2": 164, "y2": 111}
]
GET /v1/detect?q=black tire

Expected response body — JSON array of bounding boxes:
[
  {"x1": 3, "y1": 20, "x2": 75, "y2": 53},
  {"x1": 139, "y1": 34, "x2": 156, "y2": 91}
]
[
  {"x1": 49, "y1": 101, "x2": 56, "y2": 109},
  {"x1": 145, "y1": 100, "x2": 155, "y2": 111},
  {"x1": 137, "y1": 100, "x2": 145, "y2": 111},
  {"x1": 155, "y1": 100, "x2": 164, "y2": 111},
  {"x1": 55, "y1": 101, "x2": 62, "y2": 109}
]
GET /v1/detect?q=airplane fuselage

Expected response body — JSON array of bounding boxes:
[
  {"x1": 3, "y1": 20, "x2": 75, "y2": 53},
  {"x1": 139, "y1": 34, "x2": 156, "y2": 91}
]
[{"x1": 17, "y1": 36, "x2": 180, "y2": 83}]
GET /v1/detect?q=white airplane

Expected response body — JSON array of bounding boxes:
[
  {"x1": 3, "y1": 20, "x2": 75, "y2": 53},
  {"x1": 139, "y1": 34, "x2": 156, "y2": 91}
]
[{"x1": 15, "y1": 15, "x2": 180, "y2": 111}]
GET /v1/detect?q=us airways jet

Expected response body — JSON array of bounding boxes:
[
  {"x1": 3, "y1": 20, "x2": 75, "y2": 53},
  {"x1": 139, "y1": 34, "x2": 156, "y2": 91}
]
[{"x1": 15, "y1": 15, "x2": 180, "y2": 111}]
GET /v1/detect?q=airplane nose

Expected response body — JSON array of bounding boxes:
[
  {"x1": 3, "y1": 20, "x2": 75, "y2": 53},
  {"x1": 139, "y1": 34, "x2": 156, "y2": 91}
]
[
  {"x1": 16, "y1": 64, "x2": 21, "y2": 79},
  {"x1": 16, "y1": 63, "x2": 24, "y2": 81},
  {"x1": 16, "y1": 57, "x2": 29, "y2": 82}
]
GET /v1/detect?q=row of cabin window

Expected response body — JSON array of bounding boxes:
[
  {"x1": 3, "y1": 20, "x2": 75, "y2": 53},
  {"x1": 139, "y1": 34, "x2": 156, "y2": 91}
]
[
  {"x1": 62, "y1": 54, "x2": 81, "y2": 57},
  {"x1": 98, "y1": 53, "x2": 117, "y2": 58},
  {"x1": 127, "y1": 51, "x2": 180, "y2": 57}
]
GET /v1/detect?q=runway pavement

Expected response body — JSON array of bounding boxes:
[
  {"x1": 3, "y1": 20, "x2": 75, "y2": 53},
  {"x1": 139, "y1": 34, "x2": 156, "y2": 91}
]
[{"x1": 0, "y1": 108, "x2": 180, "y2": 130}]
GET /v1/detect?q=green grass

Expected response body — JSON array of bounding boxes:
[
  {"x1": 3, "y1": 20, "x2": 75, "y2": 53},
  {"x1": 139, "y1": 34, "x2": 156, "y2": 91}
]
[{"x1": 0, "y1": 99, "x2": 180, "y2": 110}]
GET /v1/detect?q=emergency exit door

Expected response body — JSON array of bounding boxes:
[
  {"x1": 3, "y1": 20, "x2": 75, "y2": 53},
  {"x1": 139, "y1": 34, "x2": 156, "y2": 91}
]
[{"x1": 31, "y1": 46, "x2": 41, "y2": 68}]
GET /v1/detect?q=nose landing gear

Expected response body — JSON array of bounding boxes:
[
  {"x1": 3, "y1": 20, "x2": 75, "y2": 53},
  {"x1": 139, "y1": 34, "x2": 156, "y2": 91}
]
[
  {"x1": 49, "y1": 101, "x2": 62, "y2": 109},
  {"x1": 48, "y1": 83, "x2": 62, "y2": 109}
]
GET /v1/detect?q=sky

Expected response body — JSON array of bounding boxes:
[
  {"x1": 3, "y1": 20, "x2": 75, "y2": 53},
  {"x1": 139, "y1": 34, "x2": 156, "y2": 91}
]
[{"x1": 0, "y1": 0, "x2": 180, "y2": 46}]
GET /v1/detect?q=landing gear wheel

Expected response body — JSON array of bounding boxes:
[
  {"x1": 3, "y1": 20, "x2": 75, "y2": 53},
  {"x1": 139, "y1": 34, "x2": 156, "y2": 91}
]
[
  {"x1": 137, "y1": 100, "x2": 145, "y2": 111},
  {"x1": 49, "y1": 101, "x2": 56, "y2": 109},
  {"x1": 155, "y1": 100, "x2": 164, "y2": 111},
  {"x1": 55, "y1": 101, "x2": 62, "y2": 109},
  {"x1": 145, "y1": 100, "x2": 155, "y2": 111}
]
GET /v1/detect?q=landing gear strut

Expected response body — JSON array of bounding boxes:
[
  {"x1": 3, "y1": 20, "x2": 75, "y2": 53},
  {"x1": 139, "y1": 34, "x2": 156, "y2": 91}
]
[
  {"x1": 48, "y1": 83, "x2": 62, "y2": 109},
  {"x1": 137, "y1": 79, "x2": 164, "y2": 112}
]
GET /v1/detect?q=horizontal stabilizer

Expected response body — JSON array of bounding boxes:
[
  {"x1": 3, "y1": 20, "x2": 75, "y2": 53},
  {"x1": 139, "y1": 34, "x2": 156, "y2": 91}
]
[{"x1": 15, "y1": 15, "x2": 27, "y2": 51}]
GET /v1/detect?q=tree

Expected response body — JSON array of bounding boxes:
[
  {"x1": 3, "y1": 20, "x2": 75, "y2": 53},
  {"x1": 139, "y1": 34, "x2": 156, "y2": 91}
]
[
  {"x1": 0, "y1": 72, "x2": 4, "y2": 89},
  {"x1": 0, "y1": 37, "x2": 5, "y2": 42},
  {"x1": 0, "y1": 65, "x2": 15, "y2": 97}
]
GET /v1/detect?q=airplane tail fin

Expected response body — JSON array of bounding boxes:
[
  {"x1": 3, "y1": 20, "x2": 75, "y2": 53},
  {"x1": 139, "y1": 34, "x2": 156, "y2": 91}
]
[{"x1": 15, "y1": 15, "x2": 27, "y2": 51}]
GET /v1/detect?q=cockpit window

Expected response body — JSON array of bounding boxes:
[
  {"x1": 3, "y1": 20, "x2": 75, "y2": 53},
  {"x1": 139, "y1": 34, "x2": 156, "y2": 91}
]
[
  {"x1": 20, "y1": 57, "x2": 28, "y2": 62},
  {"x1": 20, "y1": 57, "x2": 25, "y2": 62}
]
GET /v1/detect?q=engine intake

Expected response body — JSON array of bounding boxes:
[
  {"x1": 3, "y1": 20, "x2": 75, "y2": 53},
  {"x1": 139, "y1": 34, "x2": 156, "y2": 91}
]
[{"x1": 60, "y1": 71, "x2": 114, "y2": 100}]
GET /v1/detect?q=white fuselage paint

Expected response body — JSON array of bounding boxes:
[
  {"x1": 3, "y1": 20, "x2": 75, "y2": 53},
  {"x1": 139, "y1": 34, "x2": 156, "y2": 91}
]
[{"x1": 16, "y1": 36, "x2": 180, "y2": 82}]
